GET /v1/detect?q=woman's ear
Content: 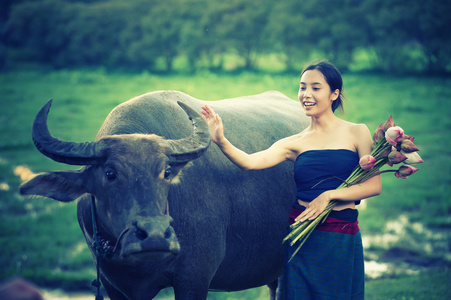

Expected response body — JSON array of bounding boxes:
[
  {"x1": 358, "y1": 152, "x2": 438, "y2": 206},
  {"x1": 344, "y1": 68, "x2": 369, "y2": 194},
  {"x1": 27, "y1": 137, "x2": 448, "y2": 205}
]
[{"x1": 331, "y1": 89, "x2": 340, "y2": 101}]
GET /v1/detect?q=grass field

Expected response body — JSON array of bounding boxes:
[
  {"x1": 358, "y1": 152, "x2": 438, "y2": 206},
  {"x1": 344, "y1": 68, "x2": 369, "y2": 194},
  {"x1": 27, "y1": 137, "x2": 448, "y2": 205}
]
[{"x1": 0, "y1": 68, "x2": 450, "y2": 299}]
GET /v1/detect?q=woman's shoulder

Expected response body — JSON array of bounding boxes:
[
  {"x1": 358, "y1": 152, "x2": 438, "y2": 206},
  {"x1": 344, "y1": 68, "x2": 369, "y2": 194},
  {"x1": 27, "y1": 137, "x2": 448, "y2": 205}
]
[
  {"x1": 348, "y1": 122, "x2": 371, "y2": 137},
  {"x1": 338, "y1": 120, "x2": 370, "y2": 135},
  {"x1": 342, "y1": 121, "x2": 373, "y2": 155},
  {"x1": 274, "y1": 133, "x2": 302, "y2": 152},
  {"x1": 272, "y1": 131, "x2": 308, "y2": 159},
  {"x1": 279, "y1": 129, "x2": 308, "y2": 142}
]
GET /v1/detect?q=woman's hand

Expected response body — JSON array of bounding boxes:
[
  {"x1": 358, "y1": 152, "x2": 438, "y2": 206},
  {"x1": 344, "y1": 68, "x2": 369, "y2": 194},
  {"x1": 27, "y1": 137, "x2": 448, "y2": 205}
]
[
  {"x1": 295, "y1": 191, "x2": 332, "y2": 222},
  {"x1": 201, "y1": 104, "x2": 224, "y2": 144}
]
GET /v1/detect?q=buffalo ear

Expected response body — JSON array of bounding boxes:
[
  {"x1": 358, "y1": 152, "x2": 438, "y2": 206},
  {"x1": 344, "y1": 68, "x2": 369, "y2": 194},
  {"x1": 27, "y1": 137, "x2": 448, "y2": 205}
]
[{"x1": 19, "y1": 170, "x2": 87, "y2": 202}]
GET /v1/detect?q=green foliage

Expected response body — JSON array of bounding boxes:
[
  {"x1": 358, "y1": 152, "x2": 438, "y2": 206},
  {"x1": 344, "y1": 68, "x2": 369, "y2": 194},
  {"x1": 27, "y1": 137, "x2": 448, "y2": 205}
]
[
  {"x1": 363, "y1": 0, "x2": 451, "y2": 73},
  {"x1": 3, "y1": 0, "x2": 451, "y2": 74}
]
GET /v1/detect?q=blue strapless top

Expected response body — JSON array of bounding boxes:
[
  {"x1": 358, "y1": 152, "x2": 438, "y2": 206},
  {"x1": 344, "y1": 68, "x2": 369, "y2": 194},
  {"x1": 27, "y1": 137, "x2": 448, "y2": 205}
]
[{"x1": 294, "y1": 149, "x2": 359, "y2": 202}]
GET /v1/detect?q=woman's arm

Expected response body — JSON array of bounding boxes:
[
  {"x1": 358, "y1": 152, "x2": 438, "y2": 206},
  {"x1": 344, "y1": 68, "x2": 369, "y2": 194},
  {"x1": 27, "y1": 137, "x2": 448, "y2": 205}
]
[
  {"x1": 296, "y1": 175, "x2": 381, "y2": 222},
  {"x1": 217, "y1": 137, "x2": 295, "y2": 171},
  {"x1": 338, "y1": 123, "x2": 382, "y2": 199},
  {"x1": 201, "y1": 104, "x2": 295, "y2": 170}
]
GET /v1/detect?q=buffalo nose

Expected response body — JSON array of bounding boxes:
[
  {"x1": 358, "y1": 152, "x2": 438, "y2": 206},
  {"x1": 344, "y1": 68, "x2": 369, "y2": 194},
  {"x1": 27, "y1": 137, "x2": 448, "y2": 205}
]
[
  {"x1": 131, "y1": 219, "x2": 173, "y2": 241},
  {"x1": 133, "y1": 221, "x2": 148, "y2": 241},
  {"x1": 164, "y1": 227, "x2": 172, "y2": 239},
  {"x1": 120, "y1": 217, "x2": 180, "y2": 257}
]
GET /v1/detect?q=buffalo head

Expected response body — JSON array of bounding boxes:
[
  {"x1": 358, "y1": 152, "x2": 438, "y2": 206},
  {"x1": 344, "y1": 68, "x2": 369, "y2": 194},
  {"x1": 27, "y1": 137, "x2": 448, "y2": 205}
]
[{"x1": 19, "y1": 100, "x2": 210, "y2": 259}]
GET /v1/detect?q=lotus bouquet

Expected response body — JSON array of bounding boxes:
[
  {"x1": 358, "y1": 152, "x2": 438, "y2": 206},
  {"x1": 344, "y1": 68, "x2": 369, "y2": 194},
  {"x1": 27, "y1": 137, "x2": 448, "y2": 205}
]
[{"x1": 284, "y1": 116, "x2": 423, "y2": 261}]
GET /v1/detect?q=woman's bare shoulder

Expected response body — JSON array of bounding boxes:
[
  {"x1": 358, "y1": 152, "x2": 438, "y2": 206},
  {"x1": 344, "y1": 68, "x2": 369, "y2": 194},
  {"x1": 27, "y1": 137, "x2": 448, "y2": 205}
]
[
  {"x1": 337, "y1": 119, "x2": 369, "y2": 134},
  {"x1": 344, "y1": 122, "x2": 373, "y2": 155},
  {"x1": 273, "y1": 130, "x2": 308, "y2": 159},
  {"x1": 278, "y1": 129, "x2": 308, "y2": 142},
  {"x1": 348, "y1": 122, "x2": 371, "y2": 137}
]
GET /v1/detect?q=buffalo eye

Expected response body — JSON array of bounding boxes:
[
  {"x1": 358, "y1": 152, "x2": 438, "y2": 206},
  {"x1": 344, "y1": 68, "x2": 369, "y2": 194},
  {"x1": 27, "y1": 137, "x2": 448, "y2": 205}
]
[
  {"x1": 105, "y1": 169, "x2": 116, "y2": 181},
  {"x1": 164, "y1": 166, "x2": 172, "y2": 179}
]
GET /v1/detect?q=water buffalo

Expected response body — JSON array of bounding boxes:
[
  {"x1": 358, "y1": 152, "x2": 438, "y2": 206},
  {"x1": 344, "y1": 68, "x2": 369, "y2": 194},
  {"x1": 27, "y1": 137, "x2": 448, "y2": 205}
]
[{"x1": 19, "y1": 90, "x2": 308, "y2": 300}]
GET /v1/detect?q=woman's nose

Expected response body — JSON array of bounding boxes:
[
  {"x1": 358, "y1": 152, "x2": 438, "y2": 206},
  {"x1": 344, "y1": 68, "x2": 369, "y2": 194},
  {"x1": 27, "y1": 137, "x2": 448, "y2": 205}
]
[{"x1": 303, "y1": 88, "x2": 312, "y2": 98}]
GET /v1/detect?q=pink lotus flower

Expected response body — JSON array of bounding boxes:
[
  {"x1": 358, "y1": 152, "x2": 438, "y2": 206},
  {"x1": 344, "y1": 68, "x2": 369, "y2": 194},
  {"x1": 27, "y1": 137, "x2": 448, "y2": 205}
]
[
  {"x1": 388, "y1": 150, "x2": 407, "y2": 166},
  {"x1": 395, "y1": 165, "x2": 419, "y2": 179},
  {"x1": 383, "y1": 115, "x2": 395, "y2": 131},
  {"x1": 400, "y1": 139, "x2": 419, "y2": 153},
  {"x1": 403, "y1": 151, "x2": 424, "y2": 165},
  {"x1": 385, "y1": 126, "x2": 404, "y2": 146},
  {"x1": 381, "y1": 146, "x2": 392, "y2": 158},
  {"x1": 399, "y1": 134, "x2": 414, "y2": 142},
  {"x1": 373, "y1": 123, "x2": 385, "y2": 143},
  {"x1": 359, "y1": 155, "x2": 377, "y2": 171}
]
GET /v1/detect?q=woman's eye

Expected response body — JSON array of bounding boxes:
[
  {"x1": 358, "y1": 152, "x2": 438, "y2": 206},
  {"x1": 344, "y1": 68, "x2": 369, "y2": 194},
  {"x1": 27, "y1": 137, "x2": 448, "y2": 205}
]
[
  {"x1": 105, "y1": 170, "x2": 116, "y2": 181},
  {"x1": 164, "y1": 167, "x2": 172, "y2": 179}
]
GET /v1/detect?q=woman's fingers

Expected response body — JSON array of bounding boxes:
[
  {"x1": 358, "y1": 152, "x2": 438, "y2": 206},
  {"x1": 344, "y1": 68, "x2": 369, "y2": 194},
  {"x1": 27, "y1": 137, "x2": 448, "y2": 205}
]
[
  {"x1": 201, "y1": 105, "x2": 224, "y2": 144},
  {"x1": 202, "y1": 105, "x2": 222, "y2": 128},
  {"x1": 201, "y1": 104, "x2": 216, "y2": 119},
  {"x1": 295, "y1": 210, "x2": 308, "y2": 222},
  {"x1": 295, "y1": 207, "x2": 319, "y2": 222}
]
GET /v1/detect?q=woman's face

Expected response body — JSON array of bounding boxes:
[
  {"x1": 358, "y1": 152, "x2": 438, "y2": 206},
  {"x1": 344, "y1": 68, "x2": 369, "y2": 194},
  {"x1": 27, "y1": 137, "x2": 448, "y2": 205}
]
[{"x1": 298, "y1": 69, "x2": 339, "y2": 117}]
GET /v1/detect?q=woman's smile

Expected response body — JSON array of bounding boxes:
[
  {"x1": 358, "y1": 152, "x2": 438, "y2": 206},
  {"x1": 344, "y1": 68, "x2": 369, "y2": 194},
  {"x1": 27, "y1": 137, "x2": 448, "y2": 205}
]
[{"x1": 303, "y1": 101, "x2": 316, "y2": 109}]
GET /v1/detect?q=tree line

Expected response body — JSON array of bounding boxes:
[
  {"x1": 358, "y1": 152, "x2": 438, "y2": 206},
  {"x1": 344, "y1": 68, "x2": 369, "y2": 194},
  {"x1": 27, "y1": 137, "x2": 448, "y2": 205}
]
[{"x1": 1, "y1": 0, "x2": 450, "y2": 74}]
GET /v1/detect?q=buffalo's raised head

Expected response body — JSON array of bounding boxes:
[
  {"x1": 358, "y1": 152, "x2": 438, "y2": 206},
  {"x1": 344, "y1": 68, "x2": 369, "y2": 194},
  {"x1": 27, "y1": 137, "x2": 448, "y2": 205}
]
[{"x1": 19, "y1": 100, "x2": 210, "y2": 259}]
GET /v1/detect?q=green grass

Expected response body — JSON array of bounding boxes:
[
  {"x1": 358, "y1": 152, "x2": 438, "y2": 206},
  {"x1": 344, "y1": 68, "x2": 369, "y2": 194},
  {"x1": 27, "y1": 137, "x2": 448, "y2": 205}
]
[
  {"x1": 365, "y1": 268, "x2": 451, "y2": 300},
  {"x1": 1, "y1": 67, "x2": 450, "y2": 298}
]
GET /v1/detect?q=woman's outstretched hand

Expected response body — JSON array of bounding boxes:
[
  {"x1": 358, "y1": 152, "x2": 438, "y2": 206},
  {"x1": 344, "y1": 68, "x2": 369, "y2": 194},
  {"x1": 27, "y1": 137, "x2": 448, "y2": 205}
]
[{"x1": 201, "y1": 104, "x2": 224, "y2": 145}]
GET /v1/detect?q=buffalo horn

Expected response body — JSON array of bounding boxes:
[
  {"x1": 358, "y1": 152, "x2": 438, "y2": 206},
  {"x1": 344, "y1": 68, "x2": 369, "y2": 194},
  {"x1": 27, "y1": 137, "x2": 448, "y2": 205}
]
[
  {"x1": 31, "y1": 99, "x2": 105, "y2": 165},
  {"x1": 165, "y1": 101, "x2": 211, "y2": 164}
]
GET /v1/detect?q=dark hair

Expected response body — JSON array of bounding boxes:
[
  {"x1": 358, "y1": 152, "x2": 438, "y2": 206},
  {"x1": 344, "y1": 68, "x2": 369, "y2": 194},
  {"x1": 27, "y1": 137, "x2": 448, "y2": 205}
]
[{"x1": 300, "y1": 60, "x2": 345, "y2": 113}]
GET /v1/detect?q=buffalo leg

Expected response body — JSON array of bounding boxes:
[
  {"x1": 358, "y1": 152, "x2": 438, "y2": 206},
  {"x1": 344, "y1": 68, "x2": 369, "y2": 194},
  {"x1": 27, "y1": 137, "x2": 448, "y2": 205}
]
[
  {"x1": 267, "y1": 279, "x2": 278, "y2": 300},
  {"x1": 101, "y1": 275, "x2": 128, "y2": 300},
  {"x1": 173, "y1": 287, "x2": 209, "y2": 300},
  {"x1": 173, "y1": 280, "x2": 209, "y2": 300}
]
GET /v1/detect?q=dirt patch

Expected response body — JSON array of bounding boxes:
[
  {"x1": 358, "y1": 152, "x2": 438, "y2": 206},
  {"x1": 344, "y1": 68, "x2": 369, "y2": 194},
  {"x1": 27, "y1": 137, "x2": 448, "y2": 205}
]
[{"x1": 381, "y1": 247, "x2": 448, "y2": 269}]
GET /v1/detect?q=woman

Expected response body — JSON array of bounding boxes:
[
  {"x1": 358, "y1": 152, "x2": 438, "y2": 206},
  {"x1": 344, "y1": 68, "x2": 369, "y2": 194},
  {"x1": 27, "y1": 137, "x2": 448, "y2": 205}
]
[{"x1": 201, "y1": 60, "x2": 381, "y2": 299}]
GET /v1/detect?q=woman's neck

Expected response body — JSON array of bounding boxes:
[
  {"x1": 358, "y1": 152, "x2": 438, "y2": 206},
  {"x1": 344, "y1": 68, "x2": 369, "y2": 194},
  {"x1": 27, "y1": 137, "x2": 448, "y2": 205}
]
[{"x1": 308, "y1": 113, "x2": 341, "y2": 133}]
